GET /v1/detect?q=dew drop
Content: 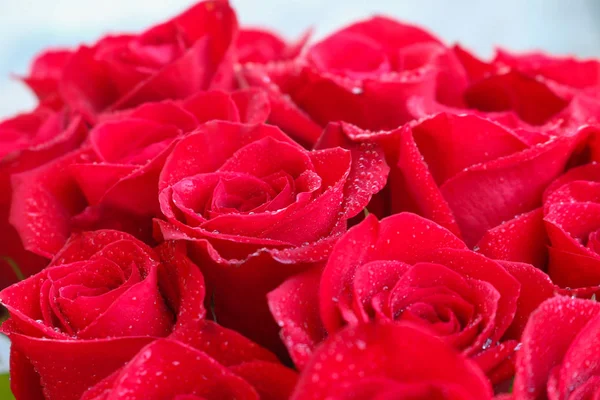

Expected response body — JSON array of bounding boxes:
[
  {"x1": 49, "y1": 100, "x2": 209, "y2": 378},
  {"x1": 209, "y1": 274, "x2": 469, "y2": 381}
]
[{"x1": 482, "y1": 338, "x2": 493, "y2": 350}]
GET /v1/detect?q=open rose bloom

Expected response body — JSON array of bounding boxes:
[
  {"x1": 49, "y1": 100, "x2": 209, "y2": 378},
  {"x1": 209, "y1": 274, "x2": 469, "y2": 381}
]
[{"x1": 3, "y1": 1, "x2": 600, "y2": 399}]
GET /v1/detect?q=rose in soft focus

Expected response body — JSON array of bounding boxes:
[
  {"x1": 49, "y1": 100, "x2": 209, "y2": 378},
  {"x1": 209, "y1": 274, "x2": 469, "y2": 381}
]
[
  {"x1": 317, "y1": 112, "x2": 586, "y2": 247},
  {"x1": 512, "y1": 296, "x2": 600, "y2": 399},
  {"x1": 0, "y1": 231, "x2": 205, "y2": 400},
  {"x1": 0, "y1": 106, "x2": 87, "y2": 287},
  {"x1": 291, "y1": 322, "x2": 493, "y2": 400},
  {"x1": 22, "y1": 50, "x2": 73, "y2": 109},
  {"x1": 239, "y1": 15, "x2": 600, "y2": 148},
  {"x1": 81, "y1": 320, "x2": 297, "y2": 400},
  {"x1": 156, "y1": 120, "x2": 388, "y2": 351},
  {"x1": 410, "y1": 46, "x2": 600, "y2": 131},
  {"x1": 9, "y1": 89, "x2": 269, "y2": 262},
  {"x1": 268, "y1": 213, "x2": 554, "y2": 383},
  {"x1": 240, "y1": 16, "x2": 465, "y2": 146},
  {"x1": 478, "y1": 160, "x2": 600, "y2": 292},
  {"x1": 492, "y1": 50, "x2": 600, "y2": 125},
  {"x1": 24, "y1": 1, "x2": 238, "y2": 122},
  {"x1": 236, "y1": 28, "x2": 310, "y2": 64}
]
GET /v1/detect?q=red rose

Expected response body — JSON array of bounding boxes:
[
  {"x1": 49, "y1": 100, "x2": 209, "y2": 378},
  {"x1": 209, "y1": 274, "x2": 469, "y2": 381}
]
[
  {"x1": 156, "y1": 120, "x2": 388, "y2": 351},
  {"x1": 478, "y1": 160, "x2": 600, "y2": 292},
  {"x1": 25, "y1": 1, "x2": 238, "y2": 122},
  {"x1": 512, "y1": 296, "x2": 600, "y2": 399},
  {"x1": 20, "y1": 49, "x2": 73, "y2": 109},
  {"x1": 239, "y1": 16, "x2": 463, "y2": 146},
  {"x1": 0, "y1": 231, "x2": 205, "y2": 400},
  {"x1": 316, "y1": 112, "x2": 585, "y2": 247},
  {"x1": 239, "y1": 16, "x2": 598, "y2": 147},
  {"x1": 81, "y1": 320, "x2": 297, "y2": 400},
  {"x1": 0, "y1": 106, "x2": 87, "y2": 287},
  {"x1": 9, "y1": 89, "x2": 269, "y2": 260},
  {"x1": 447, "y1": 47, "x2": 569, "y2": 126},
  {"x1": 236, "y1": 28, "x2": 310, "y2": 64},
  {"x1": 494, "y1": 50, "x2": 600, "y2": 98},
  {"x1": 291, "y1": 322, "x2": 493, "y2": 400},
  {"x1": 268, "y1": 213, "x2": 553, "y2": 383},
  {"x1": 412, "y1": 46, "x2": 600, "y2": 131}
]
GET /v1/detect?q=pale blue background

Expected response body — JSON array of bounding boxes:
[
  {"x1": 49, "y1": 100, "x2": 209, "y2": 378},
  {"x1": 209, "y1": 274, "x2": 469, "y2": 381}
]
[{"x1": 0, "y1": 0, "x2": 599, "y2": 371}]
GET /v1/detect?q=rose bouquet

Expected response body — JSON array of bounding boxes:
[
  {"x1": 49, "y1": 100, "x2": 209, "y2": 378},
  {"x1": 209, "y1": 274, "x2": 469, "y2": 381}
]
[{"x1": 2, "y1": 1, "x2": 600, "y2": 399}]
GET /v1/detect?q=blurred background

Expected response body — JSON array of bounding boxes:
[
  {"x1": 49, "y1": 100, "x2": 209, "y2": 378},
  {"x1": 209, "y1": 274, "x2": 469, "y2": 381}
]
[{"x1": 1, "y1": 0, "x2": 600, "y2": 119}]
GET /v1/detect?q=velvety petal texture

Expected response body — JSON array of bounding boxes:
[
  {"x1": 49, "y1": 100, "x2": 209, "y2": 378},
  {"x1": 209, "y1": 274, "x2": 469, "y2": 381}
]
[
  {"x1": 513, "y1": 296, "x2": 600, "y2": 400},
  {"x1": 157, "y1": 120, "x2": 387, "y2": 352},
  {"x1": 5, "y1": 1, "x2": 600, "y2": 399},
  {"x1": 269, "y1": 213, "x2": 551, "y2": 383},
  {"x1": 543, "y1": 163, "x2": 600, "y2": 289},
  {"x1": 81, "y1": 321, "x2": 297, "y2": 400},
  {"x1": 0, "y1": 106, "x2": 87, "y2": 287},
  {"x1": 239, "y1": 16, "x2": 455, "y2": 146},
  {"x1": 56, "y1": 1, "x2": 238, "y2": 121},
  {"x1": 315, "y1": 113, "x2": 586, "y2": 247},
  {"x1": 477, "y1": 158, "x2": 600, "y2": 292},
  {"x1": 291, "y1": 322, "x2": 493, "y2": 400},
  {"x1": 0, "y1": 231, "x2": 206, "y2": 400},
  {"x1": 8, "y1": 89, "x2": 268, "y2": 262}
]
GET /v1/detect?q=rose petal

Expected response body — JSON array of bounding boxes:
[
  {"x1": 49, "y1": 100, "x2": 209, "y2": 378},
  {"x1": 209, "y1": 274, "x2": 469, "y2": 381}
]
[
  {"x1": 267, "y1": 265, "x2": 326, "y2": 369},
  {"x1": 81, "y1": 339, "x2": 259, "y2": 400},
  {"x1": 170, "y1": 320, "x2": 279, "y2": 366},
  {"x1": 181, "y1": 90, "x2": 240, "y2": 123},
  {"x1": 10, "y1": 149, "x2": 90, "y2": 257},
  {"x1": 316, "y1": 122, "x2": 390, "y2": 218},
  {"x1": 10, "y1": 334, "x2": 154, "y2": 400},
  {"x1": 291, "y1": 322, "x2": 493, "y2": 400},
  {"x1": 497, "y1": 260, "x2": 555, "y2": 340},
  {"x1": 396, "y1": 125, "x2": 462, "y2": 238},
  {"x1": 230, "y1": 361, "x2": 299, "y2": 400},
  {"x1": 513, "y1": 296, "x2": 600, "y2": 399},
  {"x1": 476, "y1": 208, "x2": 548, "y2": 270},
  {"x1": 159, "y1": 122, "x2": 298, "y2": 190}
]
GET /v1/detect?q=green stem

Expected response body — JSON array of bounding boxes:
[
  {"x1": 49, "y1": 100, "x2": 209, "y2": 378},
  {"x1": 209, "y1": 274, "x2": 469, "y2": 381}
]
[{"x1": 1, "y1": 257, "x2": 24, "y2": 281}]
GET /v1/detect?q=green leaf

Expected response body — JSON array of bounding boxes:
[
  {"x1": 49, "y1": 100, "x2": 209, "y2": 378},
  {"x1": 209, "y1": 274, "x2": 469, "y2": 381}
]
[
  {"x1": 0, "y1": 373, "x2": 14, "y2": 400},
  {"x1": 0, "y1": 311, "x2": 8, "y2": 325},
  {"x1": 0, "y1": 257, "x2": 24, "y2": 281}
]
